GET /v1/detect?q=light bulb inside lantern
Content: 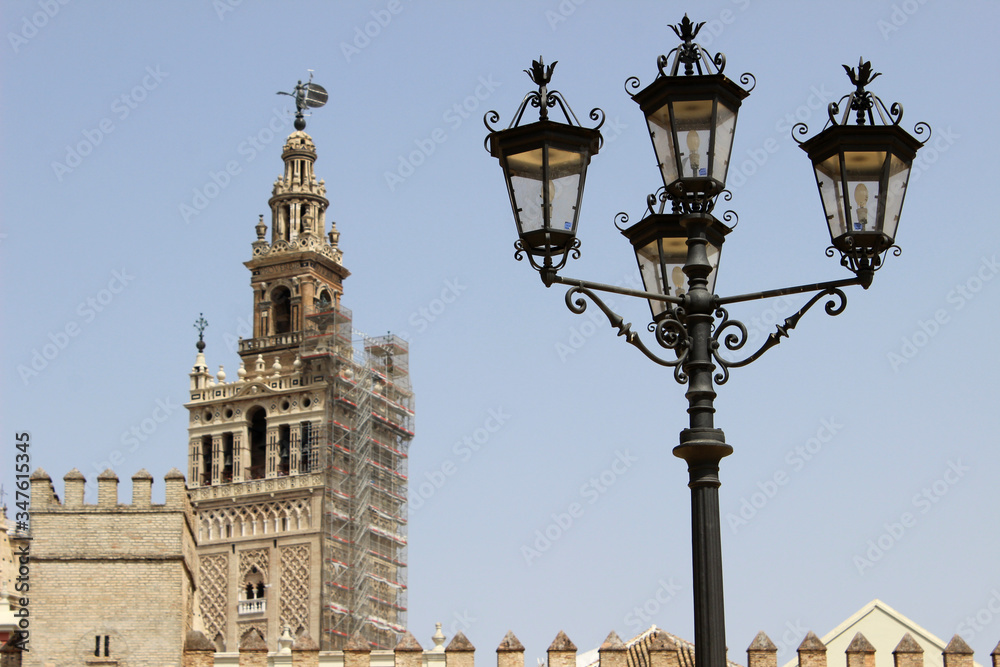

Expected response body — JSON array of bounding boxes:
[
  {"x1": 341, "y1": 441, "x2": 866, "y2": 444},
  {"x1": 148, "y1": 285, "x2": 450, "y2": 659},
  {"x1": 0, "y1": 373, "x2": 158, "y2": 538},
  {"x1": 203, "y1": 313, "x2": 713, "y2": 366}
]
[
  {"x1": 853, "y1": 183, "x2": 870, "y2": 231},
  {"x1": 671, "y1": 266, "x2": 687, "y2": 296},
  {"x1": 686, "y1": 130, "x2": 701, "y2": 175}
]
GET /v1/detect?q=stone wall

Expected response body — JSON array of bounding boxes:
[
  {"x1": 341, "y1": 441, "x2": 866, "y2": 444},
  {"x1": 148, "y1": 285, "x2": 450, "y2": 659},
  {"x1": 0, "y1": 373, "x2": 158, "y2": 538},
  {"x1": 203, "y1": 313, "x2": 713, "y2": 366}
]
[{"x1": 25, "y1": 467, "x2": 196, "y2": 667}]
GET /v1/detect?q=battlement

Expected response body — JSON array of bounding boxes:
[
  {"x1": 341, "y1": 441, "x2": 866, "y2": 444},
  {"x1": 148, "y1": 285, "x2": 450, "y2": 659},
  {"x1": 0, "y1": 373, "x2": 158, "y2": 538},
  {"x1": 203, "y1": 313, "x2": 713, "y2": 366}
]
[
  {"x1": 176, "y1": 628, "x2": 1000, "y2": 667},
  {"x1": 29, "y1": 467, "x2": 189, "y2": 510}
]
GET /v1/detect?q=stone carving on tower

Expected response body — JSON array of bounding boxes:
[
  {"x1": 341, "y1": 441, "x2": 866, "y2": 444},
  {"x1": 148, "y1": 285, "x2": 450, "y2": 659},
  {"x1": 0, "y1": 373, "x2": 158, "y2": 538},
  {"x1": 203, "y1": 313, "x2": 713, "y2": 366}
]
[{"x1": 185, "y1": 78, "x2": 414, "y2": 652}]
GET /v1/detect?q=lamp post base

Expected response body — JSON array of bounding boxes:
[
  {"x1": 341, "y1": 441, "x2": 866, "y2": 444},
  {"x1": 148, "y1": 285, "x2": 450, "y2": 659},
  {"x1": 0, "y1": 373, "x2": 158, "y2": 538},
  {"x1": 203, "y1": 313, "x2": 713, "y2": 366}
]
[{"x1": 675, "y1": 427, "x2": 732, "y2": 667}]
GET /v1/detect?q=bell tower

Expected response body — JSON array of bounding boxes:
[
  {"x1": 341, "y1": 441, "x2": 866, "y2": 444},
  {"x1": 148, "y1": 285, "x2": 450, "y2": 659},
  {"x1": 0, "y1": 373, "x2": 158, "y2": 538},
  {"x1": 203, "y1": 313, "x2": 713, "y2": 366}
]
[
  {"x1": 185, "y1": 79, "x2": 414, "y2": 653},
  {"x1": 244, "y1": 127, "x2": 348, "y2": 365}
]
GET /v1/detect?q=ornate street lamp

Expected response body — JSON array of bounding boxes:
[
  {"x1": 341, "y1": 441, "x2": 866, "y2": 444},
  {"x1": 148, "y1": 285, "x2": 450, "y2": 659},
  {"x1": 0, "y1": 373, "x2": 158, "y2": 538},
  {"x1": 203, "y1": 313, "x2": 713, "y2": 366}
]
[
  {"x1": 796, "y1": 58, "x2": 929, "y2": 278},
  {"x1": 619, "y1": 190, "x2": 730, "y2": 322},
  {"x1": 486, "y1": 17, "x2": 927, "y2": 667},
  {"x1": 629, "y1": 15, "x2": 752, "y2": 205},
  {"x1": 486, "y1": 58, "x2": 604, "y2": 283}
]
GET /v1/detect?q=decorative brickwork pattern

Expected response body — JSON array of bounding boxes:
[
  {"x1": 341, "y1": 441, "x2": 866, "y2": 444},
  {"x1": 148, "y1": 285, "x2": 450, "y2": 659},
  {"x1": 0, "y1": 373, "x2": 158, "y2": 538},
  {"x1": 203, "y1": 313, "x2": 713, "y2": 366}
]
[
  {"x1": 241, "y1": 548, "x2": 270, "y2": 580},
  {"x1": 239, "y1": 621, "x2": 269, "y2": 647},
  {"x1": 199, "y1": 498, "x2": 312, "y2": 542},
  {"x1": 280, "y1": 544, "x2": 311, "y2": 634},
  {"x1": 199, "y1": 553, "x2": 229, "y2": 643}
]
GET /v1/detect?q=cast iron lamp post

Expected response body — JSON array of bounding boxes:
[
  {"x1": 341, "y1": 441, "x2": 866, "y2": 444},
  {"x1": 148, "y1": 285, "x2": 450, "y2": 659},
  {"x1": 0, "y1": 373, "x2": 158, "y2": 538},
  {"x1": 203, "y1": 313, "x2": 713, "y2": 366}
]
[{"x1": 485, "y1": 16, "x2": 928, "y2": 667}]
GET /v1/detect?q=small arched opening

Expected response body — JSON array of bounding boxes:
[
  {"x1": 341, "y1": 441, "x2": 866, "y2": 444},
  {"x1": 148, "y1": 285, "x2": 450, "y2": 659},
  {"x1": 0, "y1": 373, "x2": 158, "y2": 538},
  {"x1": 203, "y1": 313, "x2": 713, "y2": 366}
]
[
  {"x1": 248, "y1": 407, "x2": 267, "y2": 480},
  {"x1": 272, "y1": 286, "x2": 292, "y2": 334}
]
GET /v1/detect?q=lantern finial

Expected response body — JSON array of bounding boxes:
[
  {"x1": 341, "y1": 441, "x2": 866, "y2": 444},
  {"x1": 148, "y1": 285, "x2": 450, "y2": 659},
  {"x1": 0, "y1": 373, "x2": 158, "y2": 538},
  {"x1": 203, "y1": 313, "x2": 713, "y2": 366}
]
[
  {"x1": 658, "y1": 14, "x2": 726, "y2": 76},
  {"x1": 842, "y1": 59, "x2": 883, "y2": 126},
  {"x1": 524, "y1": 57, "x2": 558, "y2": 121}
]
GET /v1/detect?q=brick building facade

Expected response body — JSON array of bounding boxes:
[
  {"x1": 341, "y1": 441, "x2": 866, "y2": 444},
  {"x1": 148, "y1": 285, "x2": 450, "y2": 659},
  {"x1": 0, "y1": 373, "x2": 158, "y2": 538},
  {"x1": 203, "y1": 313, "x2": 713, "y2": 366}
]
[{"x1": 22, "y1": 468, "x2": 196, "y2": 666}]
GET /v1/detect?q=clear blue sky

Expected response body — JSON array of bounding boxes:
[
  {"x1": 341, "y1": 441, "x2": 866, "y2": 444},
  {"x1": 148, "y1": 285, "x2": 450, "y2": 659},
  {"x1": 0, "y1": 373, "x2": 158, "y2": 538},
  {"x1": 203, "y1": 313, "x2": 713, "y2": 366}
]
[{"x1": 3, "y1": 0, "x2": 999, "y2": 662}]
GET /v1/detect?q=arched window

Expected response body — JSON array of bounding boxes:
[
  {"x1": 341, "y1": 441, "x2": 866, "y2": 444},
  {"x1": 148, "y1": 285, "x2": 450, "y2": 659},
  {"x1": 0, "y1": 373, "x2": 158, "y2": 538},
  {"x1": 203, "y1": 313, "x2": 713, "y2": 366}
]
[
  {"x1": 222, "y1": 433, "x2": 234, "y2": 482},
  {"x1": 272, "y1": 286, "x2": 292, "y2": 334},
  {"x1": 300, "y1": 421, "x2": 313, "y2": 473},
  {"x1": 200, "y1": 436, "x2": 212, "y2": 485},
  {"x1": 248, "y1": 407, "x2": 267, "y2": 480},
  {"x1": 278, "y1": 424, "x2": 291, "y2": 476},
  {"x1": 244, "y1": 566, "x2": 266, "y2": 600}
]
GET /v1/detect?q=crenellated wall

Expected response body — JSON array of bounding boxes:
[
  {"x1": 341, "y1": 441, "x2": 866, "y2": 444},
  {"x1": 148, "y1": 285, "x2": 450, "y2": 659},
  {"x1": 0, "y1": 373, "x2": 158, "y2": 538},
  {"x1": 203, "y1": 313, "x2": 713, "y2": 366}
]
[
  {"x1": 26, "y1": 468, "x2": 197, "y2": 667},
  {"x1": 178, "y1": 628, "x2": 1000, "y2": 667}
]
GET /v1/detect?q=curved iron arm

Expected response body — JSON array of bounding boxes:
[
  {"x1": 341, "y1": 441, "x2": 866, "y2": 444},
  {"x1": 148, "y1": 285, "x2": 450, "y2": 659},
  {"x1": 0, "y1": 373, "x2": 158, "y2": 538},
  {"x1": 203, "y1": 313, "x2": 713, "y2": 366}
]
[
  {"x1": 711, "y1": 287, "x2": 848, "y2": 382},
  {"x1": 563, "y1": 283, "x2": 688, "y2": 371}
]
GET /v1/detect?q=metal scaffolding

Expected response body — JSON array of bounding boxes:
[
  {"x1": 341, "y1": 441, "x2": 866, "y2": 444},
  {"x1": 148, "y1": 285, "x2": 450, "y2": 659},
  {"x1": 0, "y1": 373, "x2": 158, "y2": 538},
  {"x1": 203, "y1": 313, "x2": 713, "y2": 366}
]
[{"x1": 301, "y1": 304, "x2": 414, "y2": 649}]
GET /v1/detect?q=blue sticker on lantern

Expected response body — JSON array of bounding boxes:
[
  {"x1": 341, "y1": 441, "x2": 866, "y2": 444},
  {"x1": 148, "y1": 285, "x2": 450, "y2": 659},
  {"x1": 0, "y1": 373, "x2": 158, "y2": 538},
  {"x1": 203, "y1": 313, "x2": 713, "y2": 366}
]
[
  {"x1": 564, "y1": 222, "x2": 571, "y2": 229},
  {"x1": 699, "y1": 167, "x2": 707, "y2": 176}
]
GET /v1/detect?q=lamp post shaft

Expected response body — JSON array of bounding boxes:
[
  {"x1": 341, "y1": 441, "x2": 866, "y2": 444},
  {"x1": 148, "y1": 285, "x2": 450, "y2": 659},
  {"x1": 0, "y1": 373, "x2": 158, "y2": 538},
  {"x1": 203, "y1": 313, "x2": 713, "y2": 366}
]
[{"x1": 675, "y1": 220, "x2": 732, "y2": 667}]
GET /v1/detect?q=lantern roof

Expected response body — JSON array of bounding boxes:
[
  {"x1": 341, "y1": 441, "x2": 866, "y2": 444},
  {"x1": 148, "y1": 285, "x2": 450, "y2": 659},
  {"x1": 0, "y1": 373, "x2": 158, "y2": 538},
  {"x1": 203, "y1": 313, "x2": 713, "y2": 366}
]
[
  {"x1": 484, "y1": 56, "x2": 605, "y2": 138},
  {"x1": 794, "y1": 58, "x2": 931, "y2": 143}
]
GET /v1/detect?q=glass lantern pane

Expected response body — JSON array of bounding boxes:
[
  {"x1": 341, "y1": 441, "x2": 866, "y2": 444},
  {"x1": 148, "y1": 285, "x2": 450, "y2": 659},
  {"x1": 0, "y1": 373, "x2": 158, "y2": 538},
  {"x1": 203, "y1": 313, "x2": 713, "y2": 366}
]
[
  {"x1": 670, "y1": 99, "x2": 714, "y2": 179},
  {"x1": 647, "y1": 108, "x2": 679, "y2": 185},
  {"x1": 705, "y1": 244, "x2": 722, "y2": 294},
  {"x1": 880, "y1": 154, "x2": 910, "y2": 241},
  {"x1": 843, "y1": 150, "x2": 888, "y2": 234},
  {"x1": 711, "y1": 101, "x2": 737, "y2": 184},
  {"x1": 814, "y1": 155, "x2": 847, "y2": 240},
  {"x1": 506, "y1": 148, "x2": 545, "y2": 235},
  {"x1": 635, "y1": 237, "x2": 687, "y2": 320},
  {"x1": 547, "y1": 147, "x2": 586, "y2": 235}
]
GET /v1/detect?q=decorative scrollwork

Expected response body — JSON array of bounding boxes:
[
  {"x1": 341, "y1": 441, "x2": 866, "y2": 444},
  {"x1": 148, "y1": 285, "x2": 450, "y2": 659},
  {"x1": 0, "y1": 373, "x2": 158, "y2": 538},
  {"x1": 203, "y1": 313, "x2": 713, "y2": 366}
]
[
  {"x1": 913, "y1": 121, "x2": 932, "y2": 145},
  {"x1": 624, "y1": 75, "x2": 642, "y2": 97},
  {"x1": 483, "y1": 109, "x2": 501, "y2": 133},
  {"x1": 514, "y1": 238, "x2": 581, "y2": 274},
  {"x1": 739, "y1": 72, "x2": 756, "y2": 92},
  {"x1": 721, "y1": 209, "x2": 739, "y2": 228},
  {"x1": 613, "y1": 212, "x2": 630, "y2": 231},
  {"x1": 563, "y1": 284, "x2": 687, "y2": 370},
  {"x1": 890, "y1": 101, "x2": 904, "y2": 125},
  {"x1": 827, "y1": 100, "x2": 843, "y2": 126},
  {"x1": 791, "y1": 122, "x2": 810, "y2": 145},
  {"x1": 589, "y1": 107, "x2": 606, "y2": 130},
  {"x1": 828, "y1": 242, "x2": 900, "y2": 277},
  {"x1": 644, "y1": 187, "x2": 673, "y2": 215},
  {"x1": 714, "y1": 52, "x2": 727, "y2": 74},
  {"x1": 712, "y1": 288, "x2": 848, "y2": 374}
]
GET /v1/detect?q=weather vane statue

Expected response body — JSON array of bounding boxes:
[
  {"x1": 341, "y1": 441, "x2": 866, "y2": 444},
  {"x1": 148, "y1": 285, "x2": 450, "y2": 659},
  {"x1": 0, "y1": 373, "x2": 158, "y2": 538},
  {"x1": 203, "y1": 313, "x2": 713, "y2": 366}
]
[
  {"x1": 277, "y1": 70, "x2": 328, "y2": 131},
  {"x1": 194, "y1": 313, "x2": 208, "y2": 353}
]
